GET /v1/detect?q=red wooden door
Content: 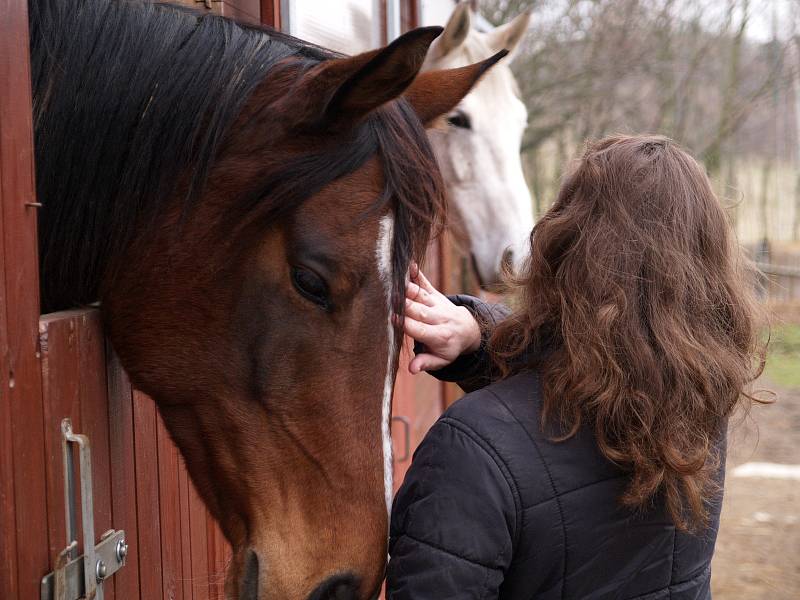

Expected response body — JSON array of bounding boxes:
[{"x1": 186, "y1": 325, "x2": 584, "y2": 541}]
[
  {"x1": 0, "y1": 1, "x2": 253, "y2": 597},
  {"x1": 35, "y1": 310, "x2": 231, "y2": 600},
  {"x1": 0, "y1": 1, "x2": 48, "y2": 597}
]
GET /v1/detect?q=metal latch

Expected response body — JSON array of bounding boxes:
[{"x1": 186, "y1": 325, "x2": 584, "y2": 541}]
[{"x1": 41, "y1": 419, "x2": 129, "y2": 600}]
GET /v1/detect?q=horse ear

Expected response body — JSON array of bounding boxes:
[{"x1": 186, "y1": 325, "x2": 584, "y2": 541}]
[
  {"x1": 485, "y1": 10, "x2": 531, "y2": 58},
  {"x1": 404, "y1": 50, "x2": 508, "y2": 127},
  {"x1": 293, "y1": 26, "x2": 443, "y2": 128},
  {"x1": 429, "y1": 1, "x2": 472, "y2": 60}
]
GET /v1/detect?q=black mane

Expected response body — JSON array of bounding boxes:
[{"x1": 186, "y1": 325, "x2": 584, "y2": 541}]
[{"x1": 31, "y1": 0, "x2": 443, "y2": 329}]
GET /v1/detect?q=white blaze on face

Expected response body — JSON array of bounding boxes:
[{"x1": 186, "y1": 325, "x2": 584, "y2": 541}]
[{"x1": 375, "y1": 215, "x2": 395, "y2": 513}]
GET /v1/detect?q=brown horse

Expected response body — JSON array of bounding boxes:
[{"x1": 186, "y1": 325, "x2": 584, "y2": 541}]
[{"x1": 30, "y1": 0, "x2": 504, "y2": 598}]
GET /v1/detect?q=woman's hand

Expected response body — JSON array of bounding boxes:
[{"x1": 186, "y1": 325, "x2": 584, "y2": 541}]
[{"x1": 402, "y1": 264, "x2": 482, "y2": 374}]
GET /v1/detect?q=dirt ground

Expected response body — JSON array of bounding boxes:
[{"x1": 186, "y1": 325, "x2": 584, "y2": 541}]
[{"x1": 711, "y1": 379, "x2": 800, "y2": 599}]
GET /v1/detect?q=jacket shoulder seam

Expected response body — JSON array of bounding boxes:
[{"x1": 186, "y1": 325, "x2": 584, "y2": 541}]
[{"x1": 437, "y1": 415, "x2": 523, "y2": 552}]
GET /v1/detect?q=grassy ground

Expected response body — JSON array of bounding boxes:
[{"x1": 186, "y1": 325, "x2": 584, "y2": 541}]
[
  {"x1": 764, "y1": 324, "x2": 800, "y2": 389},
  {"x1": 712, "y1": 315, "x2": 800, "y2": 599}
]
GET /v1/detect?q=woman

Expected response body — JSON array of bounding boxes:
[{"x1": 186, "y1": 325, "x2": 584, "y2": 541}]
[{"x1": 386, "y1": 135, "x2": 765, "y2": 598}]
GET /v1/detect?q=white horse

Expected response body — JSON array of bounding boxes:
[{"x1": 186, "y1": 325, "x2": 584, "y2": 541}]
[{"x1": 422, "y1": 1, "x2": 533, "y2": 287}]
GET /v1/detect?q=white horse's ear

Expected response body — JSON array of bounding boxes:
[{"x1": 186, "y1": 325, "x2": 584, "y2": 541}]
[
  {"x1": 485, "y1": 10, "x2": 531, "y2": 59},
  {"x1": 430, "y1": 1, "x2": 472, "y2": 59}
]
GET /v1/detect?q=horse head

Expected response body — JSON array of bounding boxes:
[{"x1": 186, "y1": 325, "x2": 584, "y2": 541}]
[
  {"x1": 32, "y1": 2, "x2": 503, "y2": 597},
  {"x1": 422, "y1": 1, "x2": 533, "y2": 287}
]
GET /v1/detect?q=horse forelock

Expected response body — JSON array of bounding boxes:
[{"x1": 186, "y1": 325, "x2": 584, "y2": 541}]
[
  {"x1": 32, "y1": 0, "x2": 444, "y2": 319},
  {"x1": 31, "y1": 0, "x2": 327, "y2": 310}
]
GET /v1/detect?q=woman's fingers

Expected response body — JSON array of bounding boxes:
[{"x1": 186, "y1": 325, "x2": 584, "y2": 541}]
[
  {"x1": 405, "y1": 281, "x2": 436, "y2": 307},
  {"x1": 413, "y1": 268, "x2": 438, "y2": 295},
  {"x1": 408, "y1": 261, "x2": 420, "y2": 280},
  {"x1": 402, "y1": 315, "x2": 436, "y2": 346},
  {"x1": 409, "y1": 353, "x2": 452, "y2": 374},
  {"x1": 405, "y1": 298, "x2": 441, "y2": 324}
]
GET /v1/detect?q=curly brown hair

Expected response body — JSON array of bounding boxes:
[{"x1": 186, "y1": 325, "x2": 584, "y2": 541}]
[{"x1": 490, "y1": 134, "x2": 766, "y2": 531}]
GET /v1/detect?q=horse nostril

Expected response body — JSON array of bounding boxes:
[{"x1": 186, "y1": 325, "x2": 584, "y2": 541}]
[
  {"x1": 239, "y1": 550, "x2": 260, "y2": 600},
  {"x1": 307, "y1": 573, "x2": 360, "y2": 600}
]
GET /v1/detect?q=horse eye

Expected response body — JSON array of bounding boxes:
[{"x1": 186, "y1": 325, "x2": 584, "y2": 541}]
[
  {"x1": 290, "y1": 267, "x2": 329, "y2": 309},
  {"x1": 447, "y1": 111, "x2": 471, "y2": 130}
]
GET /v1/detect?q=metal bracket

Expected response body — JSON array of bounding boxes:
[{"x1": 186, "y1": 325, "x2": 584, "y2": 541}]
[{"x1": 40, "y1": 419, "x2": 128, "y2": 600}]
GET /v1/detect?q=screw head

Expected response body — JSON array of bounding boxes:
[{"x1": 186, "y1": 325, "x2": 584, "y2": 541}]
[
  {"x1": 116, "y1": 539, "x2": 128, "y2": 562},
  {"x1": 96, "y1": 559, "x2": 107, "y2": 582}
]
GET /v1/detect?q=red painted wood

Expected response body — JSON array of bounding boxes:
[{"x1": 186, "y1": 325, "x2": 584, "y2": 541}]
[
  {"x1": 188, "y1": 480, "x2": 210, "y2": 600},
  {"x1": 0, "y1": 0, "x2": 48, "y2": 596},
  {"x1": 77, "y1": 311, "x2": 116, "y2": 599},
  {"x1": 391, "y1": 241, "x2": 447, "y2": 491},
  {"x1": 158, "y1": 412, "x2": 185, "y2": 600},
  {"x1": 0, "y1": 179, "x2": 17, "y2": 598},
  {"x1": 178, "y1": 458, "x2": 193, "y2": 599},
  {"x1": 221, "y1": 0, "x2": 261, "y2": 22},
  {"x1": 0, "y1": 176, "x2": 16, "y2": 599},
  {"x1": 260, "y1": 0, "x2": 280, "y2": 28},
  {"x1": 39, "y1": 313, "x2": 83, "y2": 570},
  {"x1": 133, "y1": 389, "x2": 164, "y2": 599},
  {"x1": 107, "y1": 346, "x2": 142, "y2": 599},
  {"x1": 401, "y1": 0, "x2": 420, "y2": 32},
  {"x1": 207, "y1": 513, "x2": 230, "y2": 600}
]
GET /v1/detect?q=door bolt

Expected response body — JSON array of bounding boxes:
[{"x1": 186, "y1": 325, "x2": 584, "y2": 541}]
[{"x1": 96, "y1": 559, "x2": 107, "y2": 582}]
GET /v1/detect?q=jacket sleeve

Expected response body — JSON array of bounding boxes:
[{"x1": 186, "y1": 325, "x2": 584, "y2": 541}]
[
  {"x1": 418, "y1": 295, "x2": 511, "y2": 393},
  {"x1": 386, "y1": 415, "x2": 516, "y2": 599}
]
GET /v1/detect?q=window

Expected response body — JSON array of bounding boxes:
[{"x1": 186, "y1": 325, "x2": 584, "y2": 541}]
[{"x1": 281, "y1": 0, "x2": 418, "y2": 53}]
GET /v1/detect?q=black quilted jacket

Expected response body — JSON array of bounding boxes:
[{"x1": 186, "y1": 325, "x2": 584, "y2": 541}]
[{"x1": 386, "y1": 296, "x2": 724, "y2": 599}]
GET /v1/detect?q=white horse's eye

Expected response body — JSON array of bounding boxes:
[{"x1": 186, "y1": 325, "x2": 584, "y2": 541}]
[{"x1": 447, "y1": 110, "x2": 472, "y2": 130}]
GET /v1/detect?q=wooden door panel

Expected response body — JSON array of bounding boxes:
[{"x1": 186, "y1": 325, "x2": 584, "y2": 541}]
[
  {"x1": 77, "y1": 312, "x2": 116, "y2": 599},
  {"x1": 107, "y1": 348, "x2": 142, "y2": 599},
  {"x1": 0, "y1": 0, "x2": 48, "y2": 596},
  {"x1": 133, "y1": 389, "x2": 165, "y2": 599},
  {"x1": 40, "y1": 313, "x2": 84, "y2": 568},
  {"x1": 391, "y1": 239, "x2": 446, "y2": 491},
  {"x1": 188, "y1": 480, "x2": 212, "y2": 600},
  {"x1": 39, "y1": 311, "x2": 117, "y2": 599},
  {"x1": 157, "y1": 412, "x2": 186, "y2": 600}
]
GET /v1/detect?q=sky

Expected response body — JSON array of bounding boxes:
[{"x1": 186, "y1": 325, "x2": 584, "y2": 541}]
[{"x1": 744, "y1": 0, "x2": 795, "y2": 43}]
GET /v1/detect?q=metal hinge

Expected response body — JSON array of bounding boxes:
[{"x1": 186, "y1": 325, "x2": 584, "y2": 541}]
[{"x1": 41, "y1": 419, "x2": 129, "y2": 600}]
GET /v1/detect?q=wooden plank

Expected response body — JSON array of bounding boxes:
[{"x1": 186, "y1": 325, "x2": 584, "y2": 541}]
[
  {"x1": 188, "y1": 479, "x2": 210, "y2": 600},
  {"x1": 260, "y1": 0, "x2": 280, "y2": 27},
  {"x1": 133, "y1": 390, "x2": 164, "y2": 599},
  {"x1": 39, "y1": 312, "x2": 83, "y2": 570},
  {"x1": 178, "y1": 459, "x2": 193, "y2": 599},
  {"x1": 0, "y1": 142, "x2": 16, "y2": 596},
  {"x1": 401, "y1": 0, "x2": 419, "y2": 32},
  {"x1": 220, "y1": 0, "x2": 260, "y2": 22},
  {"x1": 0, "y1": 0, "x2": 49, "y2": 595},
  {"x1": 0, "y1": 153, "x2": 17, "y2": 598},
  {"x1": 77, "y1": 311, "x2": 115, "y2": 599},
  {"x1": 157, "y1": 412, "x2": 185, "y2": 600},
  {"x1": 392, "y1": 242, "x2": 446, "y2": 490},
  {"x1": 107, "y1": 346, "x2": 141, "y2": 599},
  {"x1": 207, "y1": 514, "x2": 229, "y2": 600},
  {"x1": 391, "y1": 342, "x2": 416, "y2": 492},
  {"x1": 219, "y1": 2, "x2": 259, "y2": 24}
]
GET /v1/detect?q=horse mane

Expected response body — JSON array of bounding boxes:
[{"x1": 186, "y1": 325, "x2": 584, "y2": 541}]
[{"x1": 31, "y1": 0, "x2": 444, "y2": 324}]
